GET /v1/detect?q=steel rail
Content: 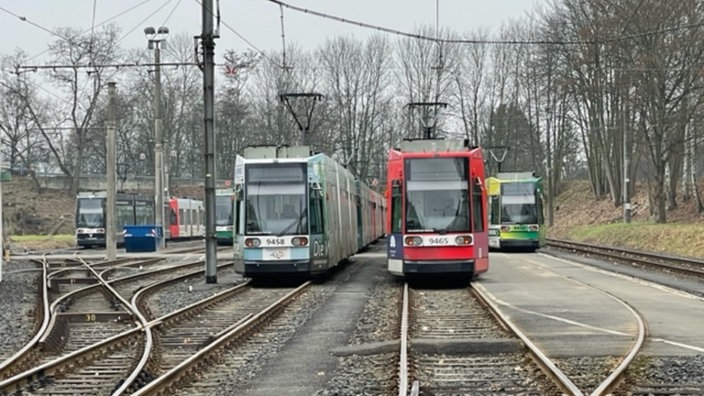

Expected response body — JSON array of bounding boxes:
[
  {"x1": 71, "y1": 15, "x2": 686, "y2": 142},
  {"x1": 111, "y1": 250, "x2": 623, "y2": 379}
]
[
  {"x1": 472, "y1": 283, "x2": 584, "y2": 396},
  {"x1": 0, "y1": 257, "x2": 49, "y2": 378},
  {"x1": 115, "y1": 262, "x2": 241, "y2": 395},
  {"x1": 129, "y1": 281, "x2": 312, "y2": 396},
  {"x1": 398, "y1": 283, "x2": 409, "y2": 396},
  {"x1": 0, "y1": 259, "x2": 211, "y2": 391},
  {"x1": 546, "y1": 238, "x2": 704, "y2": 277}
]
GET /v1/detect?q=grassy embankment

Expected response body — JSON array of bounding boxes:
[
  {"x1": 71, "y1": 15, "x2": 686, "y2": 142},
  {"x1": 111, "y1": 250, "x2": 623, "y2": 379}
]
[
  {"x1": 552, "y1": 222, "x2": 704, "y2": 259},
  {"x1": 7, "y1": 234, "x2": 75, "y2": 251}
]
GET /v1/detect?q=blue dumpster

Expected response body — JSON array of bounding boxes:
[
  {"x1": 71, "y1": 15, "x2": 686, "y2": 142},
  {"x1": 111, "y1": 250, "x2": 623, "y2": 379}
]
[{"x1": 123, "y1": 225, "x2": 163, "y2": 252}]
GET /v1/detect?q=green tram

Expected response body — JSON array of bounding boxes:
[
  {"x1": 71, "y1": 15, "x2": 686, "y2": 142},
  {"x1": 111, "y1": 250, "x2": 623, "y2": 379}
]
[
  {"x1": 486, "y1": 172, "x2": 545, "y2": 251},
  {"x1": 215, "y1": 188, "x2": 235, "y2": 245}
]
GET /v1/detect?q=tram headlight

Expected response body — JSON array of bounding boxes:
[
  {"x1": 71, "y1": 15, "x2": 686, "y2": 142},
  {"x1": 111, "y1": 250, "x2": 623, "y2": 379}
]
[
  {"x1": 500, "y1": 226, "x2": 510, "y2": 232},
  {"x1": 292, "y1": 237, "x2": 309, "y2": 246},
  {"x1": 455, "y1": 235, "x2": 473, "y2": 245},
  {"x1": 529, "y1": 225, "x2": 539, "y2": 231},
  {"x1": 244, "y1": 238, "x2": 261, "y2": 247},
  {"x1": 404, "y1": 236, "x2": 422, "y2": 246}
]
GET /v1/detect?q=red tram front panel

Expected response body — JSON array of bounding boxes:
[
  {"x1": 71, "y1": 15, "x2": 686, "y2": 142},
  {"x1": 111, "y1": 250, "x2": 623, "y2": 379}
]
[{"x1": 386, "y1": 139, "x2": 489, "y2": 278}]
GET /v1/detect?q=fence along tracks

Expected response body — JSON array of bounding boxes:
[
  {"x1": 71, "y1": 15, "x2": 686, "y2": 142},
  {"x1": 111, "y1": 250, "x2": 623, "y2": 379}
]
[{"x1": 396, "y1": 280, "x2": 647, "y2": 396}]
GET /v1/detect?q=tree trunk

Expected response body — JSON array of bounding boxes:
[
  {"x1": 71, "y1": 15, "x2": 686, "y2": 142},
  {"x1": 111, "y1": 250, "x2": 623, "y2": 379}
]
[
  {"x1": 665, "y1": 163, "x2": 677, "y2": 210},
  {"x1": 653, "y1": 166, "x2": 668, "y2": 223},
  {"x1": 682, "y1": 124, "x2": 691, "y2": 201}
]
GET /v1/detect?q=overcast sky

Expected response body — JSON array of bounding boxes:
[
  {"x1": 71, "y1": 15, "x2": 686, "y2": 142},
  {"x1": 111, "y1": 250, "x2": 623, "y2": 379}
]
[{"x1": 1, "y1": 0, "x2": 541, "y2": 63}]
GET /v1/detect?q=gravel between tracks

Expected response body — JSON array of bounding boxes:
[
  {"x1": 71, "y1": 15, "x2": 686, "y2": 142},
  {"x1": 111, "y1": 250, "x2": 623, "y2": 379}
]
[
  {"x1": 0, "y1": 260, "x2": 41, "y2": 362},
  {"x1": 147, "y1": 265, "x2": 243, "y2": 318},
  {"x1": 619, "y1": 355, "x2": 704, "y2": 394},
  {"x1": 315, "y1": 268, "x2": 401, "y2": 395}
]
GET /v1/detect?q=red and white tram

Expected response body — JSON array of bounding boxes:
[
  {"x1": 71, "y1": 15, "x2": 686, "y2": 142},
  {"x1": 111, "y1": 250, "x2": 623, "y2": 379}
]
[
  {"x1": 167, "y1": 197, "x2": 205, "y2": 240},
  {"x1": 386, "y1": 138, "x2": 489, "y2": 279}
]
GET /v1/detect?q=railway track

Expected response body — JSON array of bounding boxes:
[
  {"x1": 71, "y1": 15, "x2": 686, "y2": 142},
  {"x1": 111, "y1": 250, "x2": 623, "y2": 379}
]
[
  {"x1": 128, "y1": 282, "x2": 311, "y2": 395},
  {"x1": 546, "y1": 237, "x2": 704, "y2": 279},
  {"x1": 395, "y1": 277, "x2": 651, "y2": 396},
  {"x1": 543, "y1": 238, "x2": 704, "y2": 395},
  {"x1": 0, "y1": 256, "x2": 311, "y2": 396},
  {"x1": 0, "y1": 256, "x2": 219, "y2": 389},
  {"x1": 398, "y1": 284, "x2": 572, "y2": 395},
  {"x1": 2, "y1": 244, "x2": 700, "y2": 395}
]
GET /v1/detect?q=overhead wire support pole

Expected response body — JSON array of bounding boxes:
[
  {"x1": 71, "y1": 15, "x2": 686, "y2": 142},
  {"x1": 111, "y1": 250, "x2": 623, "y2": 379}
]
[
  {"x1": 106, "y1": 82, "x2": 117, "y2": 260},
  {"x1": 202, "y1": 0, "x2": 218, "y2": 283},
  {"x1": 622, "y1": 70, "x2": 631, "y2": 223}
]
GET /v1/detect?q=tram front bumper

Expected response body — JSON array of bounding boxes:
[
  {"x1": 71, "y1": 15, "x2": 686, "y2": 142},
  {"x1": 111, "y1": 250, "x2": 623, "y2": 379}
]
[
  {"x1": 237, "y1": 259, "x2": 311, "y2": 276},
  {"x1": 500, "y1": 239, "x2": 540, "y2": 249},
  {"x1": 402, "y1": 259, "x2": 476, "y2": 274}
]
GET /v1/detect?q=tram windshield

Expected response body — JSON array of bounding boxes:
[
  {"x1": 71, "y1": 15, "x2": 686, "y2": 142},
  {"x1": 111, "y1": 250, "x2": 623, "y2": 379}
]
[
  {"x1": 215, "y1": 195, "x2": 233, "y2": 226},
  {"x1": 500, "y1": 182, "x2": 538, "y2": 224},
  {"x1": 245, "y1": 163, "x2": 308, "y2": 235},
  {"x1": 404, "y1": 158, "x2": 470, "y2": 233},
  {"x1": 76, "y1": 198, "x2": 104, "y2": 227}
]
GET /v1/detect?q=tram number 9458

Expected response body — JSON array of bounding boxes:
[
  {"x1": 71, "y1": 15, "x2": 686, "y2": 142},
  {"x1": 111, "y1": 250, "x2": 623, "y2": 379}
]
[
  {"x1": 266, "y1": 238, "x2": 286, "y2": 246},
  {"x1": 427, "y1": 237, "x2": 450, "y2": 245}
]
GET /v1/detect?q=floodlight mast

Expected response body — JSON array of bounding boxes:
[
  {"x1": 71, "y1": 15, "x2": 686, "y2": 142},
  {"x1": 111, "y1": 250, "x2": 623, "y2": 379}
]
[
  {"x1": 279, "y1": 92, "x2": 324, "y2": 146},
  {"x1": 405, "y1": 101, "x2": 448, "y2": 139},
  {"x1": 145, "y1": 25, "x2": 169, "y2": 249}
]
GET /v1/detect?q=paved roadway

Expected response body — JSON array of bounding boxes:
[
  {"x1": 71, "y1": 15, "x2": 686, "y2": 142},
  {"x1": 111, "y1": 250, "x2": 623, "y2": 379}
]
[{"x1": 477, "y1": 250, "x2": 704, "y2": 357}]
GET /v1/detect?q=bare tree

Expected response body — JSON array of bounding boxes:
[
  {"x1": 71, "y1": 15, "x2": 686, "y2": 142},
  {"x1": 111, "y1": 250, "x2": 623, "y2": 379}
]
[
  {"x1": 6, "y1": 24, "x2": 123, "y2": 196},
  {"x1": 248, "y1": 46, "x2": 322, "y2": 149},
  {"x1": 451, "y1": 28, "x2": 490, "y2": 146},
  {"x1": 217, "y1": 49, "x2": 260, "y2": 180},
  {"x1": 623, "y1": 0, "x2": 704, "y2": 222},
  {"x1": 0, "y1": 53, "x2": 52, "y2": 190},
  {"x1": 318, "y1": 35, "x2": 394, "y2": 181},
  {"x1": 396, "y1": 26, "x2": 458, "y2": 138}
]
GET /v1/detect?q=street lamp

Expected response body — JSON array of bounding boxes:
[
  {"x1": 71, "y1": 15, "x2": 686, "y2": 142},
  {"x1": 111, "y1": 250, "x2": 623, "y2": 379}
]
[{"x1": 145, "y1": 26, "x2": 169, "y2": 248}]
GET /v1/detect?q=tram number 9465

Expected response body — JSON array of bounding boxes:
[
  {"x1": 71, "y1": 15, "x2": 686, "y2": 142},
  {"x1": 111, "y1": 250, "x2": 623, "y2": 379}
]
[{"x1": 427, "y1": 237, "x2": 450, "y2": 246}]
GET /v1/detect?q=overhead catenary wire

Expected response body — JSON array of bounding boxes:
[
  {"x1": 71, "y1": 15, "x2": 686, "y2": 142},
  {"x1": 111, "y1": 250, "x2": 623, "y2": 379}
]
[
  {"x1": 263, "y1": 0, "x2": 704, "y2": 45},
  {"x1": 0, "y1": 5, "x2": 77, "y2": 45},
  {"x1": 1, "y1": 1, "x2": 156, "y2": 63},
  {"x1": 118, "y1": 0, "x2": 175, "y2": 44},
  {"x1": 160, "y1": 0, "x2": 183, "y2": 31},
  {"x1": 6, "y1": 0, "x2": 700, "y2": 77},
  {"x1": 192, "y1": 0, "x2": 282, "y2": 68}
]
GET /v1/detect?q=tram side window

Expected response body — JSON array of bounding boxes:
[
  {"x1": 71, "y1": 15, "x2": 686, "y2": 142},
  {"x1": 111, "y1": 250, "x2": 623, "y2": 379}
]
[
  {"x1": 116, "y1": 205, "x2": 133, "y2": 227},
  {"x1": 135, "y1": 205, "x2": 153, "y2": 225},
  {"x1": 234, "y1": 199, "x2": 241, "y2": 234},
  {"x1": 472, "y1": 178, "x2": 484, "y2": 232},
  {"x1": 309, "y1": 188, "x2": 324, "y2": 234},
  {"x1": 489, "y1": 196, "x2": 500, "y2": 225},
  {"x1": 537, "y1": 193, "x2": 545, "y2": 224},
  {"x1": 391, "y1": 181, "x2": 402, "y2": 233}
]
